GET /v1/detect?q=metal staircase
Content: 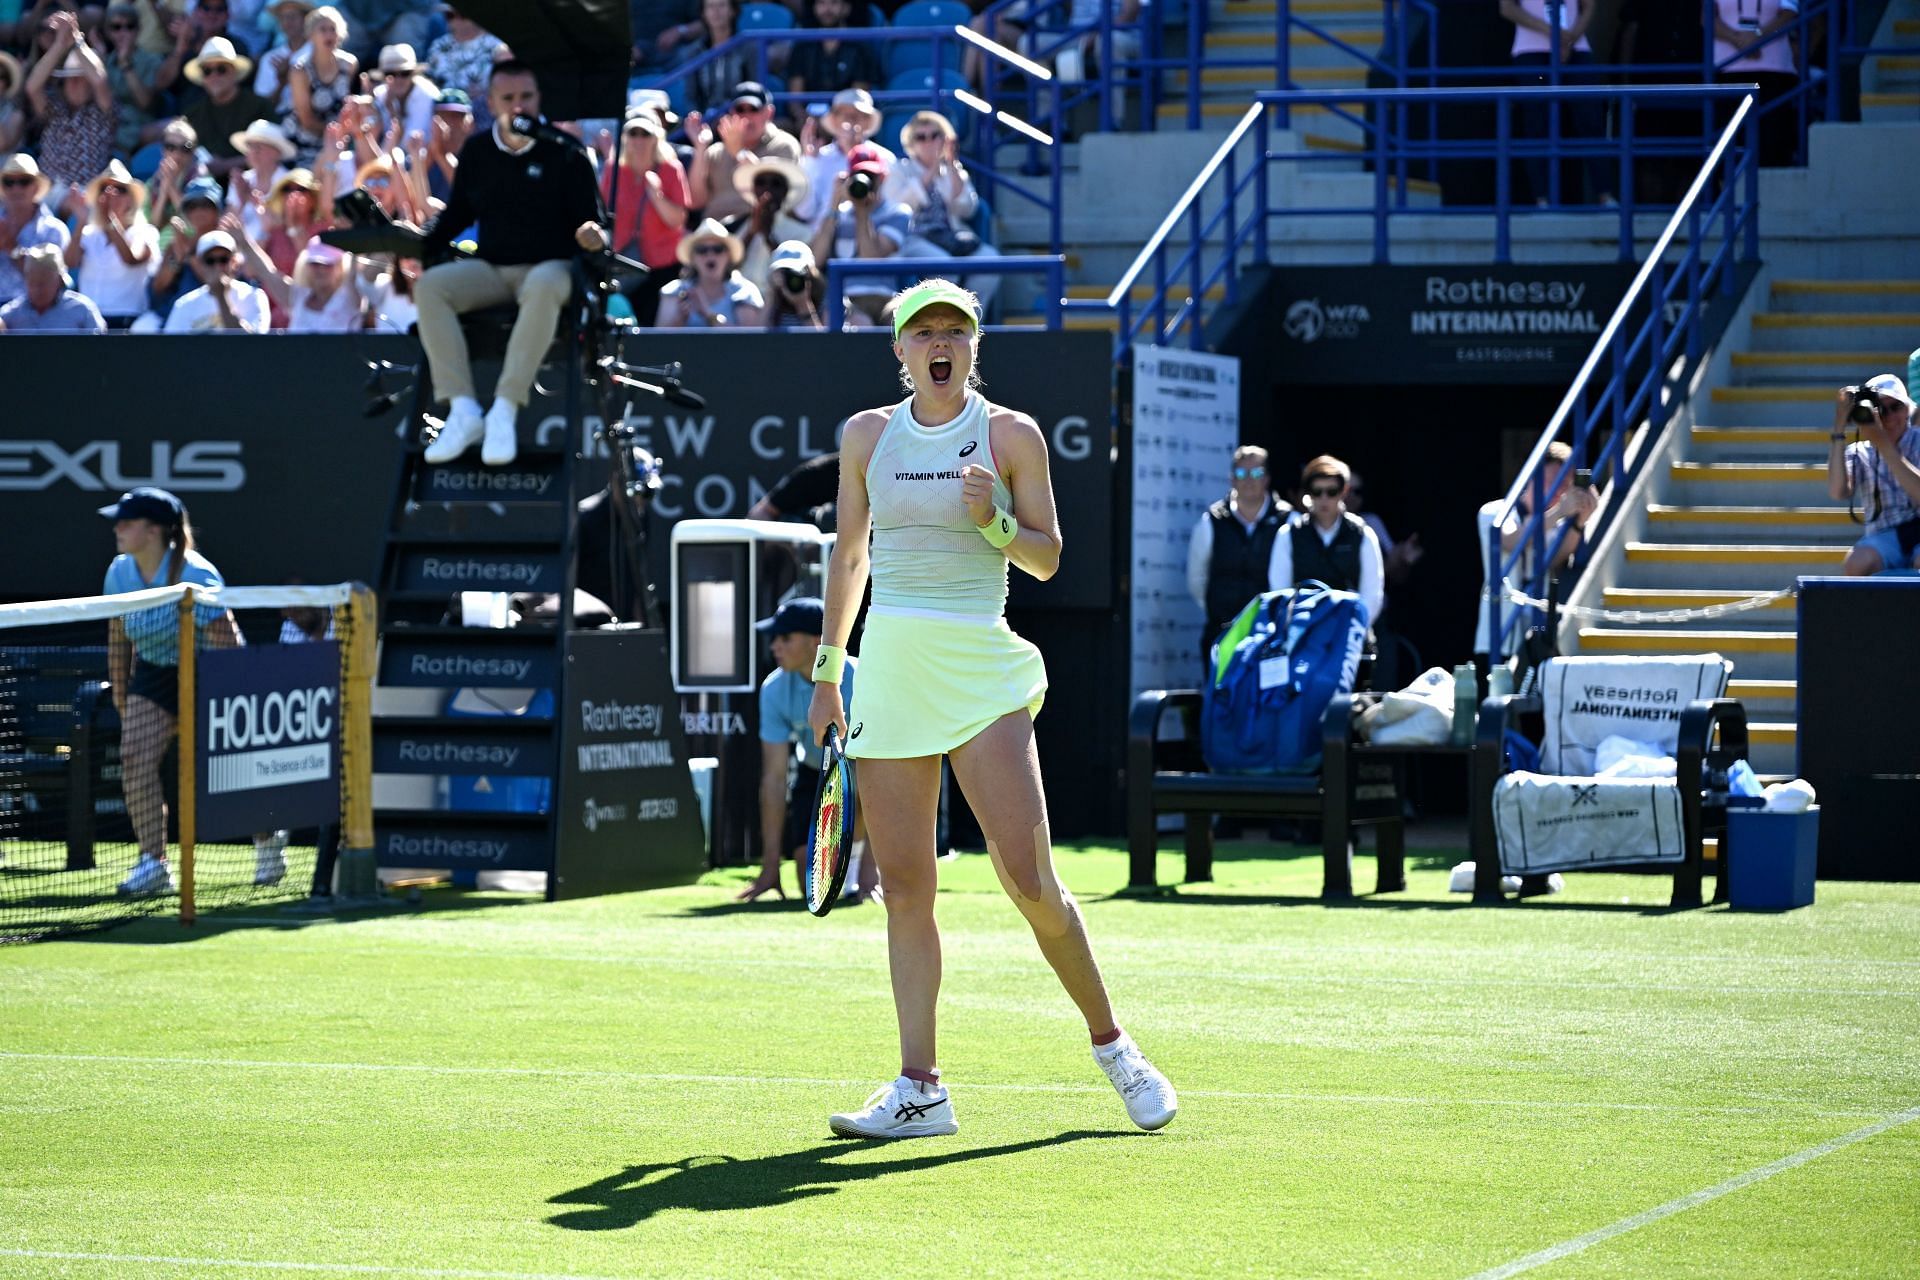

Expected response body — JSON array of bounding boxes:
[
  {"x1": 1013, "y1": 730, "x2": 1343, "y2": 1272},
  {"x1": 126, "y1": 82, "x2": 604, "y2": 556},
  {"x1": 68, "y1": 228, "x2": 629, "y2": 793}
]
[{"x1": 1573, "y1": 276, "x2": 1920, "y2": 775}]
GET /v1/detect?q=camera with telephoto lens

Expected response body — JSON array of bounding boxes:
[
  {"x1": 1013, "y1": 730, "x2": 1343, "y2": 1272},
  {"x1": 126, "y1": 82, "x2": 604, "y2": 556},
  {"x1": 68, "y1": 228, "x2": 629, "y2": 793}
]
[
  {"x1": 780, "y1": 270, "x2": 808, "y2": 293},
  {"x1": 847, "y1": 171, "x2": 875, "y2": 201},
  {"x1": 1848, "y1": 382, "x2": 1883, "y2": 426}
]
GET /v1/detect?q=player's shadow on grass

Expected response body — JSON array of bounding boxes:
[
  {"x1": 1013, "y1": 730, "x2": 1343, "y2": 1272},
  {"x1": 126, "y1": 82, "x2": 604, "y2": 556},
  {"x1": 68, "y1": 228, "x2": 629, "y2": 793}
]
[{"x1": 546, "y1": 1130, "x2": 1122, "y2": 1229}]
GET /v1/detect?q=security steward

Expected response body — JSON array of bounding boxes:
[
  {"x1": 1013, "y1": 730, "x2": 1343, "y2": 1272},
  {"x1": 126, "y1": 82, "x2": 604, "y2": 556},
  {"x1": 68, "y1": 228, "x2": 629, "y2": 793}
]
[
  {"x1": 1267, "y1": 454, "x2": 1385, "y2": 635},
  {"x1": 1185, "y1": 445, "x2": 1285, "y2": 678}
]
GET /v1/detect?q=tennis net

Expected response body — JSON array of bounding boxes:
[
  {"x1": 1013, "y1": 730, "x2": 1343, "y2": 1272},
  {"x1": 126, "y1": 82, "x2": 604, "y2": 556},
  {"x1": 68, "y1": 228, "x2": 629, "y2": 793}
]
[{"x1": 0, "y1": 583, "x2": 373, "y2": 944}]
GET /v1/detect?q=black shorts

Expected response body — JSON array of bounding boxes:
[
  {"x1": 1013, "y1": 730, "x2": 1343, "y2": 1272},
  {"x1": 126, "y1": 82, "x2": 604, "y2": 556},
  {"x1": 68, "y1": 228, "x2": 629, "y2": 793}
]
[
  {"x1": 129, "y1": 660, "x2": 179, "y2": 716},
  {"x1": 783, "y1": 764, "x2": 821, "y2": 856}
]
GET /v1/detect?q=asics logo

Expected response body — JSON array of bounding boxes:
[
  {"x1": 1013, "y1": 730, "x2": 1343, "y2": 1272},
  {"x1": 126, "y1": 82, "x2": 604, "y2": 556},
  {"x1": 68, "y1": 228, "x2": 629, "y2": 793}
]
[
  {"x1": 1000, "y1": 517, "x2": 1011, "y2": 535},
  {"x1": 893, "y1": 1099, "x2": 941, "y2": 1121},
  {"x1": 815, "y1": 654, "x2": 827, "y2": 670},
  {"x1": 850, "y1": 723, "x2": 863, "y2": 740},
  {"x1": 958, "y1": 441, "x2": 978, "y2": 458}
]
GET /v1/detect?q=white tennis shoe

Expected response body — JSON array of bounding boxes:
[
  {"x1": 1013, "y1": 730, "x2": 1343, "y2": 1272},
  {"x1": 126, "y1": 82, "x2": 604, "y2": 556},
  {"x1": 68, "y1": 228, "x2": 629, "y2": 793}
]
[
  {"x1": 1094, "y1": 1034, "x2": 1178, "y2": 1131},
  {"x1": 117, "y1": 854, "x2": 176, "y2": 897},
  {"x1": 254, "y1": 831, "x2": 289, "y2": 886},
  {"x1": 481, "y1": 398, "x2": 519, "y2": 466},
  {"x1": 425, "y1": 398, "x2": 484, "y2": 463},
  {"x1": 828, "y1": 1076, "x2": 958, "y2": 1139}
]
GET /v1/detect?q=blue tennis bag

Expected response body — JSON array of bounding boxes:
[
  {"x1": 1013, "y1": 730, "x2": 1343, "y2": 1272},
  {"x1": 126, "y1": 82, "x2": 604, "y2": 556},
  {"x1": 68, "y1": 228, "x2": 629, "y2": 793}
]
[{"x1": 1200, "y1": 582, "x2": 1370, "y2": 775}]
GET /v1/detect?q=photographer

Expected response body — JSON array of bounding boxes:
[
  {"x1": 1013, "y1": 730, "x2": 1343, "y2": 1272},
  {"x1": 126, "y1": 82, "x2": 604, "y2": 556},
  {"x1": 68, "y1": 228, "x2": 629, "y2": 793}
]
[
  {"x1": 1827, "y1": 374, "x2": 1920, "y2": 575},
  {"x1": 809, "y1": 142, "x2": 907, "y2": 328},
  {"x1": 764, "y1": 238, "x2": 825, "y2": 330}
]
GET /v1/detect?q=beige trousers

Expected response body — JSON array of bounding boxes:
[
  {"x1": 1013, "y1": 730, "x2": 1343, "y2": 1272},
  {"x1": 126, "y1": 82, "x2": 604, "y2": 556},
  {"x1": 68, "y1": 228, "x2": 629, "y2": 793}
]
[{"x1": 413, "y1": 258, "x2": 573, "y2": 406}]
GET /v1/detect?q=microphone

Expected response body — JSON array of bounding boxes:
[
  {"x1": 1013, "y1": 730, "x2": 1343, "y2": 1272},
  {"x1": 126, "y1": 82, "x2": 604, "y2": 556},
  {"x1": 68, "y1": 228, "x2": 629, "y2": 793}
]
[{"x1": 510, "y1": 113, "x2": 585, "y2": 150}]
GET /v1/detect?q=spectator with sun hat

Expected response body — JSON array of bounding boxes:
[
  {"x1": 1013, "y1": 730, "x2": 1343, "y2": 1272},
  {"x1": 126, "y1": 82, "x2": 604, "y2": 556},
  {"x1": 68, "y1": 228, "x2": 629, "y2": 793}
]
[
  {"x1": 0, "y1": 153, "x2": 70, "y2": 306},
  {"x1": 162, "y1": 227, "x2": 271, "y2": 331},
  {"x1": 224, "y1": 117, "x2": 297, "y2": 238},
  {"x1": 65, "y1": 159, "x2": 158, "y2": 325},
  {"x1": 181, "y1": 36, "x2": 273, "y2": 182}
]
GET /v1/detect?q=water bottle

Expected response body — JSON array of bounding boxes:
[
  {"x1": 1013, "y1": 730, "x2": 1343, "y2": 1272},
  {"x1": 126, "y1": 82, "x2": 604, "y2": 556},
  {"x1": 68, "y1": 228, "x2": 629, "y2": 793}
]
[
  {"x1": 1488, "y1": 663, "x2": 1515, "y2": 702},
  {"x1": 1450, "y1": 664, "x2": 1478, "y2": 746}
]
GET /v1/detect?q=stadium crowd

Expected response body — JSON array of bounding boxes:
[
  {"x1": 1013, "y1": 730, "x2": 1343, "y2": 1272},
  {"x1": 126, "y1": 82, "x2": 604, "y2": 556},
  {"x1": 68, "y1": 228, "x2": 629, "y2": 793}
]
[{"x1": 0, "y1": 0, "x2": 1002, "y2": 333}]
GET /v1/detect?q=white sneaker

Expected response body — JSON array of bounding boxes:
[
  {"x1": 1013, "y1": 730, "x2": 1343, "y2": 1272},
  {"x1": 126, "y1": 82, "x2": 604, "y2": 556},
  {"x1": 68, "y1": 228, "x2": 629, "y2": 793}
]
[
  {"x1": 1094, "y1": 1034, "x2": 1178, "y2": 1131},
  {"x1": 828, "y1": 1075, "x2": 958, "y2": 1139},
  {"x1": 117, "y1": 854, "x2": 176, "y2": 897},
  {"x1": 254, "y1": 831, "x2": 289, "y2": 886},
  {"x1": 424, "y1": 398, "x2": 484, "y2": 463},
  {"x1": 481, "y1": 398, "x2": 519, "y2": 466}
]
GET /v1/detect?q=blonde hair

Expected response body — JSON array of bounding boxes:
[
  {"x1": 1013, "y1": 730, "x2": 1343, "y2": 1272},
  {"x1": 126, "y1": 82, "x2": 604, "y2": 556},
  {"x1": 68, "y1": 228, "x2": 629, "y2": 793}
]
[
  {"x1": 898, "y1": 109, "x2": 955, "y2": 152},
  {"x1": 306, "y1": 5, "x2": 348, "y2": 39}
]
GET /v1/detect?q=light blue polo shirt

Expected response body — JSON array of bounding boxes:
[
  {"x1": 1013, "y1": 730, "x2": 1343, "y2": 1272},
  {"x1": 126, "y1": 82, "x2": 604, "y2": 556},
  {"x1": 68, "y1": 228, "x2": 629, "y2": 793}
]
[
  {"x1": 103, "y1": 548, "x2": 226, "y2": 666},
  {"x1": 759, "y1": 657, "x2": 857, "y2": 771}
]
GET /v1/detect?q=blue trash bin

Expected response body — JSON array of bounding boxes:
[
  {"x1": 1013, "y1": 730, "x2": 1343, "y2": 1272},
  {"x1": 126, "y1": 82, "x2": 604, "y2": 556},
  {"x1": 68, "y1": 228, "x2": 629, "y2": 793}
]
[{"x1": 1726, "y1": 805, "x2": 1819, "y2": 911}]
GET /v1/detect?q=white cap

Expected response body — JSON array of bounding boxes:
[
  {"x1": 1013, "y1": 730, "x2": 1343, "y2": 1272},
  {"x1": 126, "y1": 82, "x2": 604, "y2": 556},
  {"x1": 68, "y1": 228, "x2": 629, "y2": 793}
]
[{"x1": 195, "y1": 229, "x2": 237, "y2": 257}]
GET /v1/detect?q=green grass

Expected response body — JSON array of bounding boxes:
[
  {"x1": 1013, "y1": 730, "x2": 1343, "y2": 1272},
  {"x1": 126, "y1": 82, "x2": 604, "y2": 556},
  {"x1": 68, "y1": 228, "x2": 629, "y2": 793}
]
[{"x1": 2, "y1": 840, "x2": 1918, "y2": 1279}]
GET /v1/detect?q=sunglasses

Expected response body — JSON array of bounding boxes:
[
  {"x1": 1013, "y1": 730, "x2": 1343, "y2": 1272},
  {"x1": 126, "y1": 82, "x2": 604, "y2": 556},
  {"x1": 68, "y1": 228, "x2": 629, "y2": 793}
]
[
  {"x1": 730, "y1": 102, "x2": 759, "y2": 115},
  {"x1": 693, "y1": 243, "x2": 728, "y2": 256},
  {"x1": 384, "y1": 71, "x2": 411, "y2": 80},
  {"x1": 363, "y1": 176, "x2": 391, "y2": 189},
  {"x1": 1307, "y1": 483, "x2": 1344, "y2": 498},
  {"x1": 201, "y1": 63, "x2": 235, "y2": 76},
  {"x1": 107, "y1": 21, "x2": 136, "y2": 30},
  {"x1": 201, "y1": 253, "x2": 233, "y2": 265},
  {"x1": 1, "y1": 176, "x2": 37, "y2": 188},
  {"x1": 1230, "y1": 465, "x2": 1266, "y2": 480}
]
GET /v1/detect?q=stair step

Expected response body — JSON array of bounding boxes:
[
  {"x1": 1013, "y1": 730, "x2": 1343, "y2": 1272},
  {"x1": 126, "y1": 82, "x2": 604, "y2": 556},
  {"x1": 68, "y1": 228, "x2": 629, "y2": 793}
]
[
  {"x1": 1172, "y1": 65, "x2": 1367, "y2": 88},
  {"x1": 1711, "y1": 385, "x2": 1843, "y2": 404},
  {"x1": 1861, "y1": 92, "x2": 1920, "y2": 107},
  {"x1": 1646, "y1": 505, "x2": 1852, "y2": 527},
  {"x1": 1896, "y1": 18, "x2": 1920, "y2": 36},
  {"x1": 1690, "y1": 427, "x2": 1830, "y2": 446},
  {"x1": 1751, "y1": 312, "x2": 1920, "y2": 329},
  {"x1": 1769, "y1": 279, "x2": 1920, "y2": 298},
  {"x1": 1225, "y1": 0, "x2": 1384, "y2": 15},
  {"x1": 1748, "y1": 721, "x2": 1797, "y2": 745},
  {"x1": 1728, "y1": 678, "x2": 1796, "y2": 703},
  {"x1": 1065, "y1": 282, "x2": 1226, "y2": 302},
  {"x1": 1204, "y1": 27, "x2": 1382, "y2": 49},
  {"x1": 1601, "y1": 587, "x2": 1795, "y2": 610},
  {"x1": 1159, "y1": 100, "x2": 1356, "y2": 119},
  {"x1": 1670, "y1": 461, "x2": 1825, "y2": 482},
  {"x1": 1578, "y1": 628, "x2": 1797, "y2": 653},
  {"x1": 1731, "y1": 350, "x2": 1909, "y2": 368},
  {"x1": 1625, "y1": 541, "x2": 1845, "y2": 565}
]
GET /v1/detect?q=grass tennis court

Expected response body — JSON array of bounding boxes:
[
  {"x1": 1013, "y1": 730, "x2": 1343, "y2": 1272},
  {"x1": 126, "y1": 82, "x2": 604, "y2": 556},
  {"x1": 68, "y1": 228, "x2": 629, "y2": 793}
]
[{"x1": 3, "y1": 840, "x2": 1917, "y2": 1279}]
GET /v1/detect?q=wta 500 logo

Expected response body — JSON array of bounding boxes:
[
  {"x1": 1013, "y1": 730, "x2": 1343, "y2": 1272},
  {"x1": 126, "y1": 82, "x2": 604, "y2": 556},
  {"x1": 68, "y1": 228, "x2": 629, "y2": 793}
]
[{"x1": 0, "y1": 440, "x2": 246, "y2": 491}]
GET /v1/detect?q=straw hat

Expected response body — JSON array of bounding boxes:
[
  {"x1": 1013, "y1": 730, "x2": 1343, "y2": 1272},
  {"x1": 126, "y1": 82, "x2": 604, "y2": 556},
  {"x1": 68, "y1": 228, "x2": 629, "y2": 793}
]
[
  {"x1": 266, "y1": 167, "x2": 318, "y2": 216},
  {"x1": 732, "y1": 155, "x2": 809, "y2": 213},
  {"x1": 229, "y1": 118, "x2": 298, "y2": 161},
  {"x1": 84, "y1": 158, "x2": 148, "y2": 210},
  {"x1": 16, "y1": 241, "x2": 69, "y2": 286},
  {"x1": 676, "y1": 216, "x2": 744, "y2": 268},
  {"x1": 0, "y1": 153, "x2": 51, "y2": 202},
  {"x1": 184, "y1": 36, "x2": 255, "y2": 86},
  {"x1": 377, "y1": 44, "x2": 420, "y2": 75}
]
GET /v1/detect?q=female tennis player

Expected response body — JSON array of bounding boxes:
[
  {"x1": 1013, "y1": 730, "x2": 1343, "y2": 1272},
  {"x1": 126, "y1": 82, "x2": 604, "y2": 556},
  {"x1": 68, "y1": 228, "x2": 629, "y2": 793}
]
[
  {"x1": 98, "y1": 486, "x2": 246, "y2": 897},
  {"x1": 808, "y1": 279, "x2": 1177, "y2": 1139}
]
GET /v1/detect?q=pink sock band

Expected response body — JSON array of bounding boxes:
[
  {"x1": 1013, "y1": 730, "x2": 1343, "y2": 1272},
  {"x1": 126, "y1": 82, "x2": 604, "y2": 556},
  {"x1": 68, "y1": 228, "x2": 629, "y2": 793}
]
[
  {"x1": 902, "y1": 1067, "x2": 941, "y2": 1085},
  {"x1": 1091, "y1": 1026, "x2": 1122, "y2": 1047}
]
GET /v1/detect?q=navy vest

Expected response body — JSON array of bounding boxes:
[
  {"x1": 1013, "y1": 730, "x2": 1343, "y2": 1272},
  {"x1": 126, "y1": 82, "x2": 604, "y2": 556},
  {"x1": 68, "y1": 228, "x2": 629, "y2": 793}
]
[
  {"x1": 1205, "y1": 498, "x2": 1282, "y2": 636},
  {"x1": 1288, "y1": 512, "x2": 1366, "y2": 594}
]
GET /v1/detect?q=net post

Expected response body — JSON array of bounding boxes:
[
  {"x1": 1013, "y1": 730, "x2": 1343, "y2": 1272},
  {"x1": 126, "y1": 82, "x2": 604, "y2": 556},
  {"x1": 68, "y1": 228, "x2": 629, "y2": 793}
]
[
  {"x1": 176, "y1": 587, "x2": 197, "y2": 927},
  {"x1": 336, "y1": 584, "x2": 378, "y2": 898}
]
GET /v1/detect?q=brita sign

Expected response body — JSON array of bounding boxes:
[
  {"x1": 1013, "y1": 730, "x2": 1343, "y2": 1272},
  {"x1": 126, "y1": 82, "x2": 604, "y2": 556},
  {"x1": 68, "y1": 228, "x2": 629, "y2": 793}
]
[{"x1": 1264, "y1": 264, "x2": 1638, "y2": 384}]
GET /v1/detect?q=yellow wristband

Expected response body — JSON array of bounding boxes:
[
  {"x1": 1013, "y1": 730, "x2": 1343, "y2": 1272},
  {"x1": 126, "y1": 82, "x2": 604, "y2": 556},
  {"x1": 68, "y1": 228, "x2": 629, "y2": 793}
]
[
  {"x1": 811, "y1": 644, "x2": 846, "y2": 684},
  {"x1": 979, "y1": 506, "x2": 1018, "y2": 549}
]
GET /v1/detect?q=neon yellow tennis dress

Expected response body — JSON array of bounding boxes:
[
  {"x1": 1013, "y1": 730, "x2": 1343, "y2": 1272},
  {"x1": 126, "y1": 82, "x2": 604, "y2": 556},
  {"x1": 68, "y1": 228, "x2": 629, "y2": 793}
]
[{"x1": 846, "y1": 391, "x2": 1048, "y2": 760}]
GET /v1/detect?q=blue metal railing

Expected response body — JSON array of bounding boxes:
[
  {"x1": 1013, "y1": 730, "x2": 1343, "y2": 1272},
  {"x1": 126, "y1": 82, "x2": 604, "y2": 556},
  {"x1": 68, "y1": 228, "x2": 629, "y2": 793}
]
[
  {"x1": 640, "y1": 25, "x2": 1064, "y2": 252},
  {"x1": 1079, "y1": 83, "x2": 1764, "y2": 353},
  {"x1": 825, "y1": 254, "x2": 1066, "y2": 329},
  {"x1": 1483, "y1": 93, "x2": 1761, "y2": 659}
]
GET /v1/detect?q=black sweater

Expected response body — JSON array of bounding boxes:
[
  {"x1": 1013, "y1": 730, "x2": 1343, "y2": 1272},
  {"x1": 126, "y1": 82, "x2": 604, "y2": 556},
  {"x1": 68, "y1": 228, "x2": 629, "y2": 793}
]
[{"x1": 423, "y1": 128, "x2": 605, "y2": 266}]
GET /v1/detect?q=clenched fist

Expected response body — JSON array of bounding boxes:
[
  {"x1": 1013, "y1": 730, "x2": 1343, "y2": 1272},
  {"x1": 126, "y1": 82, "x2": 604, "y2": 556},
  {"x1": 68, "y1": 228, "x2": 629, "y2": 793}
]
[{"x1": 959, "y1": 463, "x2": 997, "y2": 527}]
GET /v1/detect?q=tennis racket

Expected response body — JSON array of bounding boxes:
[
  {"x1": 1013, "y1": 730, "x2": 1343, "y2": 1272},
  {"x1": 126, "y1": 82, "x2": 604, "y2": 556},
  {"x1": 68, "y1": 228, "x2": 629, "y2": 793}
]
[{"x1": 805, "y1": 725, "x2": 857, "y2": 917}]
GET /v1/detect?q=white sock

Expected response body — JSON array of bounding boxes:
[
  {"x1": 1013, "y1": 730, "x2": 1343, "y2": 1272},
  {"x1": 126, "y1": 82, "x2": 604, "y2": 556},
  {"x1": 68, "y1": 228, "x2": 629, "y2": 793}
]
[
  {"x1": 451, "y1": 395, "x2": 482, "y2": 417},
  {"x1": 488, "y1": 396, "x2": 518, "y2": 417}
]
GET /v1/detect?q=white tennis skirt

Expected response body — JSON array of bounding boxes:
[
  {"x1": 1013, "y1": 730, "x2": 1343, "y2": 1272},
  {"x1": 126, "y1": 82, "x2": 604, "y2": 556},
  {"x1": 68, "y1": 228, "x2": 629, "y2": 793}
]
[{"x1": 845, "y1": 608, "x2": 1047, "y2": 760}]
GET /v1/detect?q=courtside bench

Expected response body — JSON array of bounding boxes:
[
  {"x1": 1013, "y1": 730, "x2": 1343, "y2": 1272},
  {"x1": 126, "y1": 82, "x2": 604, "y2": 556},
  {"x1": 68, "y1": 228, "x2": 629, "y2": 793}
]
[{"x1": 1126, "y1": 691, "x2": 1406, "y2": 900}]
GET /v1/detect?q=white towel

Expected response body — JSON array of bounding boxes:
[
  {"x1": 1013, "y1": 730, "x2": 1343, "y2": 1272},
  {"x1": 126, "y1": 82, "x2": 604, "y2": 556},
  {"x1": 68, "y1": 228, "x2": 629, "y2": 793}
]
[{"x1": 1493, "y1": 771, "x2": 1687, "y2": 873}]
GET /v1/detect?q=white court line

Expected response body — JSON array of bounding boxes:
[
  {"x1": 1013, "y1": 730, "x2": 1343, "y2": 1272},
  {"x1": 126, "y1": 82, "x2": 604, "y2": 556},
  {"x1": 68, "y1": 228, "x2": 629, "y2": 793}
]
[
  {"x1": 1461, "y1": 1104, "x2": 1920, "y2": 1280},
  {"x1": 0, "y1": 1051, "x2": 1881, "y2": 1118},
  {"x1": 0, "y1": 1248, "x2": 626, "y2": 1280},
  {"x1": 149, "y1": 923, "x2": 1920, "y2": 999}
]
